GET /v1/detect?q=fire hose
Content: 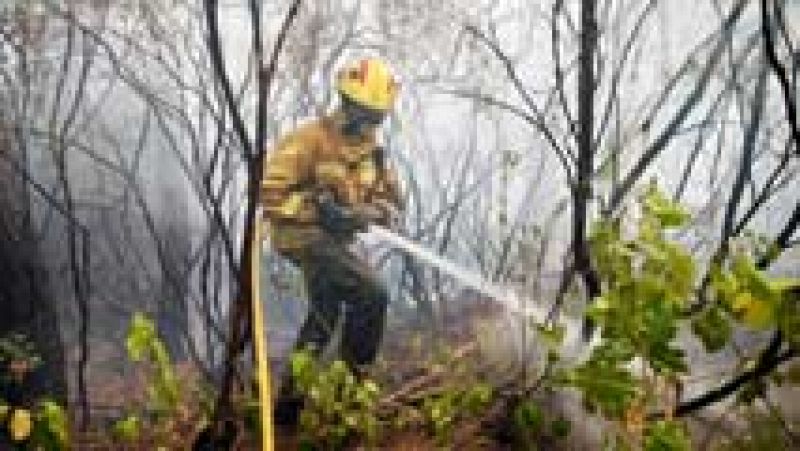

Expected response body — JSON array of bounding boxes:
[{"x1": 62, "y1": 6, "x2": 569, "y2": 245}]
[{"x1": 251, "y1": 208, "x2": 274, "y2": 451}]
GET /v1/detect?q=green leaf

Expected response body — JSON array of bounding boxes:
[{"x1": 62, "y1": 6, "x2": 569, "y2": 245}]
[
  {"x1": 644, "y1": 420, "x2": 690, "y2": 451},
  {"x1": 730, "y1": 255, "x2": 777, "y2": 306},
  {"x1": 585, "y1": 293, "x2": 617, "y2": 327},
  {"x1": 35, "y1": 400, "x2": 69, "y2": 448},
  {"x1": 463, "y1": 383, "x2": 492, "y2": 413},
  {"x1": 691, "y1": 306, "x2": 731, "y2": 353},
  {"x1": 711, "y1": 266, "x2": 738, "y2": 305},
  {"x1": 290, "y1": 349, "x2": 316, "y2": 391},
  {"x1": 559, "y1": 345, "x2": 639, "y2": 419},
  {"x1": 513, "y1": 400, "x2": 543, "y2": 433},
  {"x1": 363, "y1": 380, "x2": 380, "y2": 397},
  {"x1": 730, "y1": 292, "x2": 775, "y2": 330},
  {"x1": 112, "y1": 415, "x2": 141, "y2": 443},
  {"x1": 126, "y1": 312, "x2": 157, "y2": 362},
  {"x1": 640, "y1": 301, "x2": 687, "y2": 374},
  {"x1": 769, "y1": 277, "x2": 800, "y2": 293},
  {"x1": 551, "y1": 417, "x2": 571, "y2": 439},
  {"x1": 710, "y1": 255, "x2": 782, "y2": 330},
  {"x1": 293, "y1": 355, "x2": 385, "y2": 447},
  {"x1": 536, "y1": 324, "x2": 566, "y2": 347},
  {"x1": 662, "y1": 245, "x2": 695, "y2": 302},
  {"x1": 125, "y1": 313, "x2": 180, "y2": 415},
  {"x1": 642, "y1": 182, "x2": 689, "y2": 228}
]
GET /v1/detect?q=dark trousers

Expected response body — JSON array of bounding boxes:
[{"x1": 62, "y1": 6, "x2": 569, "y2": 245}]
[{"x1": 282, "y1": 234, "x2": 388, "y2": 393}]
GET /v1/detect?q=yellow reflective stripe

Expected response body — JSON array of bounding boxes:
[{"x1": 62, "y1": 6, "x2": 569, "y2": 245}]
[
  {"x1": 315, "y1": 162, "x2": 347, "y2": 180},
  {"x1": 277, "y1": 192, "x2": 306, "y2": 217},
  {"x1": 355, "y1": 158, "x2": 376, "y2": 185}
]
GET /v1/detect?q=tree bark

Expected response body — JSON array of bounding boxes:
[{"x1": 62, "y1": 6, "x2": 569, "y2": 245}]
[{"x1": 575, "y1": 0, "x2": 601, "y2": 330}]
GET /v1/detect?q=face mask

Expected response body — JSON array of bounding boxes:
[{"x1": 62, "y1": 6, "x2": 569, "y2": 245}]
[
  {"x1": 342, "y1": 117, "x2": 371, "y2": 137},
  {"x1": 340, "y1": 99, "x2": 386, "y2": 137}
]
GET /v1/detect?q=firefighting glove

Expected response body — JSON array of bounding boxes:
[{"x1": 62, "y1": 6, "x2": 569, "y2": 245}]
[{"x1": 316, "y1": 193, "x2": 367, "y2": 235}]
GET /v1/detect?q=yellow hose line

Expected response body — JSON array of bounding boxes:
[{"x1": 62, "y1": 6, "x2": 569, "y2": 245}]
[{"x1": 251, "y1": 210, "x2": 274, "y2": 451}]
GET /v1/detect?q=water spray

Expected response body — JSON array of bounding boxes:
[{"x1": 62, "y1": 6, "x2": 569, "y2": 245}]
[{"x1": 366, "y1": 225, "x2": 599, "y2": 361}]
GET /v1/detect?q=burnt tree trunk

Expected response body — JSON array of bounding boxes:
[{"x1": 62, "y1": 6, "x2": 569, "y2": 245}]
[{"x1": 575, "y1": 0, "x2": 601, "y2": 329}]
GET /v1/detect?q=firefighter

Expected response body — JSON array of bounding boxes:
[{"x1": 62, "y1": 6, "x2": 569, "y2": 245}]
[{"x1": 261, "y1": 59, "x2": 402, "y2": 424}]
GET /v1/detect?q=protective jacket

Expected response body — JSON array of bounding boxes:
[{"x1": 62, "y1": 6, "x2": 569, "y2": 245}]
[{"x1": 261, "y1": 114, "x2": 402, "y2": 259}]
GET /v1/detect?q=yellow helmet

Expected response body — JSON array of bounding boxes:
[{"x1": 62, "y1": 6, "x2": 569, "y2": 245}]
[{"x1": 336, "y1": 59, "x2": 398, "y2": 112}]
